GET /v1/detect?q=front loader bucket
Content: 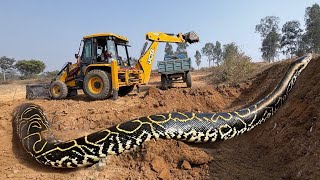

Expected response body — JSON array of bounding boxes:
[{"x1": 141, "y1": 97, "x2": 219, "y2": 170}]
[
  {"x1": 26, "y1": 84, "x2": 51, "y2": 100},
  {"x1": 183, "y1": 31, "x2": 199, "y2": 44}
]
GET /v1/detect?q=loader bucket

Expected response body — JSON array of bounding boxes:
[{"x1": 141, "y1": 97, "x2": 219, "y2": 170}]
[
  {"x1": 26, "y1": 84, "x2": 51, "y2": 100},
  {"x1": 183, "y1": 31, "x2": 199, "y2": 44}
]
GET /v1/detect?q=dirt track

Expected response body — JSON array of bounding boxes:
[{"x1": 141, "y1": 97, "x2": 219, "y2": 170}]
[{"x1": 1, "y1": 57, "x2": 320, "y2": 179}]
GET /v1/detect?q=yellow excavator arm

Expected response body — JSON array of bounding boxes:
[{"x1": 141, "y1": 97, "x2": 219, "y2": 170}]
[
  {"x1": 136, "y1": 31, "x2": 199, "y2": 84},
  {"x1": 146, "y1": 32, "x2": 185, "y2": 43}
]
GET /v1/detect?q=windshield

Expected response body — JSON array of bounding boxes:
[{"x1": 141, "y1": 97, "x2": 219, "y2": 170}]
[{"x1": 106, "y1": 40, "x2": 117, "y2": 61}]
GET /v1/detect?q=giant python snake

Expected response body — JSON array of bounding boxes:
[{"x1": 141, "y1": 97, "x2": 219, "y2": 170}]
[{"x1": 13, "y1": 54, "x2": 312, "y2": 168}]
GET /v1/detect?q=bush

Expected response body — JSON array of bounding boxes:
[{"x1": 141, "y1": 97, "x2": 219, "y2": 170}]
[{"x1": 210, "y1": 43, "x2": 253, "y2": 84}]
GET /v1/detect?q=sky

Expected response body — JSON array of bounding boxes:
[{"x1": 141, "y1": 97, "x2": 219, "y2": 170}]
[{"x1": 0, "y1": 0, "x2": 318, "y2": 71}]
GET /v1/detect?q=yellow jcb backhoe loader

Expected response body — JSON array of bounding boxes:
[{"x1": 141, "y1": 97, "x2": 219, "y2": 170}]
[{"x1": 26, "y1": 31, "x2": 199, "y2": 100}]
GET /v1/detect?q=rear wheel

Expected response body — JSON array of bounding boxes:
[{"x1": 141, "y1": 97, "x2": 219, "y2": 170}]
[
  {"x1": 83, "y1": 70, "x2": 112, "y2": 100},
  {"x1": 50, "y1": 80, "x2": 68, "y2": 100},
  {"x1": 161, "y1": 74, "x2": 168, "y2": 90},
  {"x1": 119, "y1": 85, "x2": 134, "y2": 96},
  {"x1": 186, "y1": 71, "x2": 192, "y2": 88}
]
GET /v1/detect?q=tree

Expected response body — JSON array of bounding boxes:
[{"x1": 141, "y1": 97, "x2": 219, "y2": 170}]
[
  {"x1": 296, "y1": 33, "x2": 312, "y2": 56},
  {"x1": 261, "y1": 30, "x2": 281, "y2": 62},
  {"x1": 5, "y1": 69, "x2": 18, "y2": 80},
  {"x1": 223, "y1": 43, "x2": 240, "y2": 63},
  {"x1": 281, "y1": 20, "x2": 303, "y2": 57},
  {"x1": 175, "y1": 43, "x2": 189, "y2": 58},
  {"x1": 255, "y1": 16, "x2": 280, "y2": 38},
  {"x1": 15, "y1": 60, "x2": 46, "y2": 78},
  {"x1": 201, "y1": 42, "x2": 215, "y2": 67},
  {"x1": 0, "y1": 56, "x2": 15, "y2": 81},
  {"x1": 256, "y1": 16, "x2": 281, "y2": 62},
  {"x1": 213, "y1": 41, "x2": 223, "y2": 66},
  {"x1": 194, "y1": 50, "x2": 201, "y2": 69},
  {"x1": 305, "y1": 3, "x2": 320, "y2": 53},
  {"x1": 164, "y1": 43, "x2": 174, "y2": 57}
]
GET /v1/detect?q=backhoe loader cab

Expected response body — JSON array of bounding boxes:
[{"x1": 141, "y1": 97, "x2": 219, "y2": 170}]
[
  {"x1": 78, "y1": 33, "x2": 131, "y2": 67},
  {"x1": 26, "y1": 31, "x2": 199, "y2": 100},
  {"x1": 62, "y1": 33, "x2": 137, "y2": 100}
]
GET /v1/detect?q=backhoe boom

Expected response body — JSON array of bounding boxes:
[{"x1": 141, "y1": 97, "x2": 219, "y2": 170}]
[{"x1": 136, "y1": 32, "x2": 199, "y2": 84}]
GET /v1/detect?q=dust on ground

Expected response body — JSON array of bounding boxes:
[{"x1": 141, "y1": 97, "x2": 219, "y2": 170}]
[{"x1": 1, "y1": 57, "x2": 320, "y2": 179}]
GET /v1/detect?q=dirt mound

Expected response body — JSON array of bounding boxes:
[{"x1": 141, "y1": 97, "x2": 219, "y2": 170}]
[
  {"x1": 205, "y1": 56, "x2": 320, "y2": 179},
  {"x1": 0, "y1": 57, "x2": 319, "y2": 179}
]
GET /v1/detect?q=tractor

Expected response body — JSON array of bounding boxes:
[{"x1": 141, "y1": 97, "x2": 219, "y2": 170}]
[{"x1": 26, "y1": 31, "x2": 199, "y2": 100}]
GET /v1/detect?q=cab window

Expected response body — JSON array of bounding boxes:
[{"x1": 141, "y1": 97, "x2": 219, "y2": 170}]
[
  {"x1": 106, "y1": 40, "x2": 117, "y2": 61},
  {"x1": 82, "y1": 40, "x2": 92, "y2": 64},
  {"x1": 116, "y1": 44, "x2": 130, "y2": 66}
]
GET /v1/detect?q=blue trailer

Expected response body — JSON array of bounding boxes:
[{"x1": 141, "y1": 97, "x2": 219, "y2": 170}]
[{"x1": 157, "y1": 55, "x2": 192, "y2": 90}]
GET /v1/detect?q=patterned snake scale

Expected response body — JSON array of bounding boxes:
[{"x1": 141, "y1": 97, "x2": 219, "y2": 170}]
[{"x1": 12, "y1": 54, "x2": 312, "y2": 168}]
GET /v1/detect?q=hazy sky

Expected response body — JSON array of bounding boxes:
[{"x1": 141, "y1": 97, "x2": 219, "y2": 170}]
[{"x1": 0, "y1": 0, "x2": 318, "y2": 71}]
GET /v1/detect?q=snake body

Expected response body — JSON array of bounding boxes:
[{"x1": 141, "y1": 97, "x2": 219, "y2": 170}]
[{"x1": 13, "y1": 54, "x2": 312, "y2": 168}]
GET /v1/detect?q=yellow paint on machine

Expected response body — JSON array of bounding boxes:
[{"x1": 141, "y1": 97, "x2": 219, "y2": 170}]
[{"x1": 44, "y1": 31, "x2": 199, "y2": 100}]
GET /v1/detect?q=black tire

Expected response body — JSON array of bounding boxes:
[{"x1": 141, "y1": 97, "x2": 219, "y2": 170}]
[
  {"x1": 186, "y1": 71, "x2": 192, "y2": 88},
  {"x1": 83, "y1": 70, "x2": 112, "y2": 100},
  {"x1": 161, "y1": 74, "x2": 168, "y2": 90},
  {"x1": 119, "y1": 85, "x2": 134, "y2": 96},
  {"x1": 50, "y1": 80, "x2": 68, "y2": 100}
]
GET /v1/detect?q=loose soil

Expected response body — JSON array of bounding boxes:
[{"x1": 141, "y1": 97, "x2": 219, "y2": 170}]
[{"x1": 0, "y1": 57, "x2": 319, "y2": 179}]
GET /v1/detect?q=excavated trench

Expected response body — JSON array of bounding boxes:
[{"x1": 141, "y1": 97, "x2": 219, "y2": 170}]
[{"x1": 0, "y1": 57, "x2": 319, "y2": 179}]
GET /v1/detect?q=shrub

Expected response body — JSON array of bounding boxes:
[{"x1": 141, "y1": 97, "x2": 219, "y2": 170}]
[
  {"x1": 210, "y1": 43, "x2": 253, "y2": 84},
  {"x1": 219, "y1": 53, "x2": 252, "y2": 83}
]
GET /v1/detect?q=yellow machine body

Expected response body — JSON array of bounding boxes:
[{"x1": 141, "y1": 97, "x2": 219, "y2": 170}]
[{"x1": 26, "y1": 31, "x2": 199, "y2": 100}]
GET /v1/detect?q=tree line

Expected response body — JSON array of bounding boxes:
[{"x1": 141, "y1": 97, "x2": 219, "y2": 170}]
[
  {"x1": 0, "y1": 56, "x2": 47, "y2": 81},
  {"x1": 166, "y1": 3, "x2": 320, "y2": 69},
  {"x1": 164, "y1": 39, "x2": 249, "y2": 70},
  {"x1": 256, "y1": 3, "x2": 320, "y2": 63},
  {"x1": 164, "y1": 42, "x2": 189, "y2": 59}
]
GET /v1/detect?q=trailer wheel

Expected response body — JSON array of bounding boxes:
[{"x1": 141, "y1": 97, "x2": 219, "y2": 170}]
[
  {"x1": 83, "y1": 70, "x2": 112, "y2": 100},
  {"x1": 161, "y1": 74, "x2": 168, "y2": 90},
  {"x1": 50, "y1": 80, "x2": 68, "y2": 100},
  {"x1": 186, "y1": 71, "x2": 192, "y2": 88},
  {"x1": 119, "y1": 85, "x2": 134, "y2": 96}
]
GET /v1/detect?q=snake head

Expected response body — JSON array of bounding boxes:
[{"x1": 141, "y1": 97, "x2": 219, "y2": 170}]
[
  {"x1": 294, "y1": 53, "x2": 313, "y2": 71},
  {"x1": 302, "y1": 53, "x2": 313, "y2": 64}
]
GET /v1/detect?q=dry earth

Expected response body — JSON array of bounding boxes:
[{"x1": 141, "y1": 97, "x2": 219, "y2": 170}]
[{"x1": 1, "y1": 57, "x2": 320, "y2": 179}]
